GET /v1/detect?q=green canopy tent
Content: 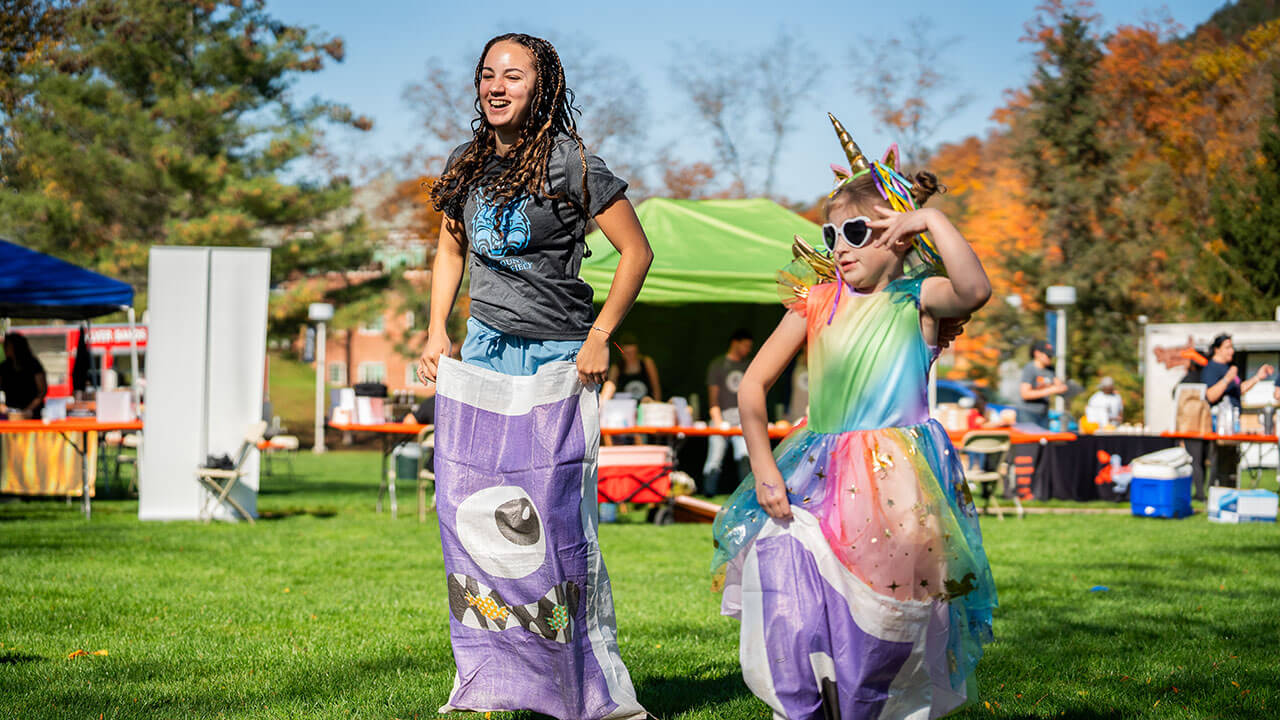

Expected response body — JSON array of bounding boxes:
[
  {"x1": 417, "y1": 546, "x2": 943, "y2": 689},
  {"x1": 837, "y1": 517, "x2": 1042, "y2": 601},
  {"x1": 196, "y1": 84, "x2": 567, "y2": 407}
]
[
  {"x1": 581, "y1": 197, "x2": 822, "y2": 418},
  {"x1": 581, "y1": 197, "x2": 821, "y2": 305}
]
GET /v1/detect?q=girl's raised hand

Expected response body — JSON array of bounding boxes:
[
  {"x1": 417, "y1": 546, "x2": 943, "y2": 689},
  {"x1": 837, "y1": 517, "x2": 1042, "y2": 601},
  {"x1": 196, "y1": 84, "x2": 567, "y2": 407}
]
[
  {"x1": 868, "y1": 205, "x2": 935, "y2": 250},
  {"x1": 754, "y1": 467, "x2": 793, "y2": 521}
]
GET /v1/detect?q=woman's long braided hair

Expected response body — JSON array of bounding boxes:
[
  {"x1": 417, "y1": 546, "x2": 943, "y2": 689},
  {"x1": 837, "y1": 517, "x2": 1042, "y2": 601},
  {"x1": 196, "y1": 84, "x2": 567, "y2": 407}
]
[{"x1": 431, "y1": 33, "x2": 590, "y2": 222}]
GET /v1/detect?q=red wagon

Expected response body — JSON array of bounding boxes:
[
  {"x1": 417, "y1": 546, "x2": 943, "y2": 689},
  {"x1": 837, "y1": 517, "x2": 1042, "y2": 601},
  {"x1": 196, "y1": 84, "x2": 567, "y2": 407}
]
[{"x1": 597, "y1": 445, "x2": 676, "y2": 523}]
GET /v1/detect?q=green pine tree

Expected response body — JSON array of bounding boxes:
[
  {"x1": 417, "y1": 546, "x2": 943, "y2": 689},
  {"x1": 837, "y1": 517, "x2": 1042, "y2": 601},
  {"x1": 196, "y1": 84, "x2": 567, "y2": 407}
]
[
  {"x1": 1211, "y1": 70, "x2": 1280, "y2": 317},
  {"x1": 1013, "y1": 8, "x2": 1145, "y2": 394},
  {"x1": 0, "y1": 0, "x2": 374, "y2": 309}
]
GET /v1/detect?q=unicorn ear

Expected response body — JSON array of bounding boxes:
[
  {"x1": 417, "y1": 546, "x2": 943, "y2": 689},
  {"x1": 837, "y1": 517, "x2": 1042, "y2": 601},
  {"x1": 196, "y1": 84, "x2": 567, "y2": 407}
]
[
  {"x1": 881, "y1": 144, "x2": 900, "y2": 172},
  {"x1": 830, "y1": 163, "x2": 851, "y2": 183},
  {"x1": 827, "y1": 113, "x2": 870, "y2": 176}
]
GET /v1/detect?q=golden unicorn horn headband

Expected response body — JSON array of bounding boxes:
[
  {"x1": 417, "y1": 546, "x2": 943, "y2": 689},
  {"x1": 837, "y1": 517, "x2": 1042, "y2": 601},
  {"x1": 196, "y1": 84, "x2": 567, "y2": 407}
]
[{"x1": 827, "y1": 113, "x2": 871, "y2": 184}]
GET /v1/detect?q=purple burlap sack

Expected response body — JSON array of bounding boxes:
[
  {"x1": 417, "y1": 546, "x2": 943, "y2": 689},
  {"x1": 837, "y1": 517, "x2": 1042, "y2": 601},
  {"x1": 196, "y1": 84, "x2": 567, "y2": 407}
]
[{"x1": 433, "y1": 357, "x2": 646, "y2": 720}]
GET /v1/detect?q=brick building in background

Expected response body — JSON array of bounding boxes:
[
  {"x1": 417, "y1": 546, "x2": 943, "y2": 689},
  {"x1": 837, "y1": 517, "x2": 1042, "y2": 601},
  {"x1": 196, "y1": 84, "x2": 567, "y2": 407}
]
[
  {"x1": 275, "y1": 173, "x2": 458, "y2": 400},
  {"x1": 321, "y1": 270, "x2": 433, "y2": 397}
]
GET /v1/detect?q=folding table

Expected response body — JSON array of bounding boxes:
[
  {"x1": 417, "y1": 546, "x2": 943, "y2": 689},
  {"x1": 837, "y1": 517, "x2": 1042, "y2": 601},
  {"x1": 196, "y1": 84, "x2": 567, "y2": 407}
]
[{"x1": 0, "y1": 418, "x2": 144, "y2": 518}]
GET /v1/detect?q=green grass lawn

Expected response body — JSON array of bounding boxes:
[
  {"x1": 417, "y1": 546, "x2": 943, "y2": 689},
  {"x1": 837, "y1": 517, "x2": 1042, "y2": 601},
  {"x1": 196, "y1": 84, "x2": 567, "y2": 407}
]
[
  {"x1": 2, "y1": 451, "x2": 1278, "y2": 719},
  {"x1": 267, "y1": 351, "x2": 326, "y2": 444}
]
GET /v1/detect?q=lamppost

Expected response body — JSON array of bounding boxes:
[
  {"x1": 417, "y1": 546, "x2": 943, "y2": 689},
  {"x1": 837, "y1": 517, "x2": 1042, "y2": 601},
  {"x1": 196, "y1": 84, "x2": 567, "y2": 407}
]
[
  {"x1": 1137, "y1": 315, "x2": 1149, "y2": 376},
  {"x1": 308, "y1": 302, "x2": 334, "y2": 454},
  {"x1": 1046, "y1": 286, "x2": 1076, "y2": 414}
]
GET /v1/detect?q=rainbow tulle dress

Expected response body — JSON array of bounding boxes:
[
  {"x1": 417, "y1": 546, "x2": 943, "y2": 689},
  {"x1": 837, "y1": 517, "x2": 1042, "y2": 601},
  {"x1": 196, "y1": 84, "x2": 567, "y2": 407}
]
[{"x1": 712, "y1": 270, "x2": 996, "y2": 720}]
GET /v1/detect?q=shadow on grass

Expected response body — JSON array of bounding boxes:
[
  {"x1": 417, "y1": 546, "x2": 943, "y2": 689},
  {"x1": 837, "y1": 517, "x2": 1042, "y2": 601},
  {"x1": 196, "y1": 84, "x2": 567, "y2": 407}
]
[
  {"x1": 993, "y1": 707, "x2": 1116, "y2": 712},
  {"x1": 259, "y1": 481, "x2": 378, "y2": 496},
  {"x1": 1194, "y1": 542, "x2": 1280, "y2": 556},
  {"x1": 0, "y1": 651, "x2": 43, "y2": 664},
  {"x1": 258, "y1": 507, "x2": 338, "y2": 520},
  {"x1": 639, "y1": 666, "x2": 752, "y2": 716}
]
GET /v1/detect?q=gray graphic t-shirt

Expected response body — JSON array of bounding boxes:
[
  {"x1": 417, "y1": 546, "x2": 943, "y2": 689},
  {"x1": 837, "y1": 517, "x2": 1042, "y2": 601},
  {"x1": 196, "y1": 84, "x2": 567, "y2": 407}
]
[
  {"x1": 443, "y1": 136, "x2": 628, "y2": 340},
  {"x1": 1019, "y1": 361, "x2": 1056, "y2": 415},
  {"x1": 707, "y1": 355, "x2": 751, "y2": 425}
]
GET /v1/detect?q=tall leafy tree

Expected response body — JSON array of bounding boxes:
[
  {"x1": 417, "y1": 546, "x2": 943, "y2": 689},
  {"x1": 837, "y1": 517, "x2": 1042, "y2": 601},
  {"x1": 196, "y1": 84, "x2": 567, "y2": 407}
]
[
  {"x1": 1012, "y1": 3, "x2": 1134, "y2": 385},
  {"x1": 0, "y1": 0, "x2": 373, "y2": 294},
  {"x1": 0, "y1": 0, "x2": 74, "y2": 187},
  {"x1": 0, "y1": 0, "x2": 72, "y2": 112},
  {"x1": 1212, "y1": 70, "x2": 1280, "y2": 316}
]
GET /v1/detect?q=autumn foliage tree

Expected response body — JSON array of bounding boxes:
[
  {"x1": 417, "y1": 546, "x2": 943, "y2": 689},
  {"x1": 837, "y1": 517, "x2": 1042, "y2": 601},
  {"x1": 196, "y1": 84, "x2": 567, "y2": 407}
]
[{"x1": 926, "y1": 2, "x2": 1280, "y2": 409}]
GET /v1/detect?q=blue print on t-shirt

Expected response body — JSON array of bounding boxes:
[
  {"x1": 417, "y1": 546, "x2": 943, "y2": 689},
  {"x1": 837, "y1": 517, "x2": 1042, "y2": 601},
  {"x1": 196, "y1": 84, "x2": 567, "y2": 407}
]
[{"x1": 471, "y1": 191, "x2": 531, "y2": 259}]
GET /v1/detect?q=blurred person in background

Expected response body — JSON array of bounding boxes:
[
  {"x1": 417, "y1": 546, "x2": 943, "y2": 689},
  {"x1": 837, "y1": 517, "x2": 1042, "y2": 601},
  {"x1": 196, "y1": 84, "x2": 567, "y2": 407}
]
[
  {"x1": 1084, "y1": 375, "x2": 1123, "y2": 427},
  {"x1": 702, "y1": 327, "x2": 753, "y2": 495},
  {"x1": 600, "y1": 332, "x2": 662, "y2": 402},
  {"x1": 1018, "y1": 339, "x2": 1067, "y2": 427},
  {"x1": 0, "y1": 332, "x2": 47, "y2": 419},
  {"x1": 1202, "y1": 334, "x2": 1273, "y2": 411},
  {"x1": 1201, "y1": 333, "x2": 1273, "y2": 487}
]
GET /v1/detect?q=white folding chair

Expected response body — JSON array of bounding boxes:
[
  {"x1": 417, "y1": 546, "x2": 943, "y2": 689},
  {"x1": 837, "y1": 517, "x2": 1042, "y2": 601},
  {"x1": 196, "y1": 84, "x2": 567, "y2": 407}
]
[
  {"x1": 196, "y1": 421, "x2": 267, "y2": 524},
  {"x1": 261, "y1": 434, "x2": 300, "y2": 480},
  {"x1": 960, "y1": 430, "x2": 1022, "y2": 520}
]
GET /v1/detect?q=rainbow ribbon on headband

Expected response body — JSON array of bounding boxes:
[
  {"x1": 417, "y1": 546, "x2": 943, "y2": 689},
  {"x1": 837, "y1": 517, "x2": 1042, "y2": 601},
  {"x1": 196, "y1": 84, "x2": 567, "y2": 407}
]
[
  {"x1": 827, "y1": 113, "x2": 943, "y2": 270},
  {"x1": 869, "y1": 163, "x2": 942, "y2": 267}
]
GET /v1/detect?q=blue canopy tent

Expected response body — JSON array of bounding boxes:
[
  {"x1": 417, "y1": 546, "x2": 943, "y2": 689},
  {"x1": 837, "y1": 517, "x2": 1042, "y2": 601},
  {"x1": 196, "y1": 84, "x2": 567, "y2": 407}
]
[
  {"x1": 0, "y1": 238, "x2": 140, "y2": 399},
  {"x1": 1, "y1": 239, "x2": 141, "y2": 519},
  {"x1": 0, "y1": 239, "x2": 133, "y2": 319}
]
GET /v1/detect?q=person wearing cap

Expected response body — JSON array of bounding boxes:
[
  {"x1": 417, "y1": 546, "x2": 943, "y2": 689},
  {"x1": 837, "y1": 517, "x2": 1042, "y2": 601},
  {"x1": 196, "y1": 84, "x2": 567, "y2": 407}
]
[
  {"x1": 1084, "y1": 376, "x2": 1124, "y2": 427},
  {"x1": 1018, "y1": 339, "x2": 1067, "y2": 428},
  {"x1": 1202, "y1": 334, "x2": 1274, "y2": 411}
]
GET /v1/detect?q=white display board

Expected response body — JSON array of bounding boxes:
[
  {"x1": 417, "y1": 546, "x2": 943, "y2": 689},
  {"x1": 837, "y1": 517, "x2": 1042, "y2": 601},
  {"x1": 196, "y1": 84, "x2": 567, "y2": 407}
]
[{"x1": 139, "y1": 247, "x2": 270, "y2": 521}]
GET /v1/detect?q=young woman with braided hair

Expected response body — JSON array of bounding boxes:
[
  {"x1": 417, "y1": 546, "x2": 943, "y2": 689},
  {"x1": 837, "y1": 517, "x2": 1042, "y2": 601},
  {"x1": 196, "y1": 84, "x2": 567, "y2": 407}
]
[
  {"x1": 414, "y1": 34, "x2": 652, "y2": 720},
  {"x1": 418, "y1": 33, "x2": 651, "y2": 384}
]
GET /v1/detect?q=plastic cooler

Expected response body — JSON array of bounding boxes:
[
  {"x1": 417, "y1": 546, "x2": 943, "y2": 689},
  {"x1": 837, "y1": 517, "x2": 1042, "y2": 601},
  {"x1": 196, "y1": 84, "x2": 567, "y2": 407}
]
[
  {"x1": 1129, "y1": 447, "x2": 1193, "y2": 519},
  {"x1": 597, "y1": 445, "x2": 673, "y2": 504}
]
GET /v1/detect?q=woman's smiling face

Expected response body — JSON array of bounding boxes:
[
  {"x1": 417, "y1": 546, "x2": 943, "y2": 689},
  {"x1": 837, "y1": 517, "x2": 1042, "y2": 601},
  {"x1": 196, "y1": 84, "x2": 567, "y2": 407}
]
[{"x1": 479, "y1": 41, "x2": 537, "y2": 136}]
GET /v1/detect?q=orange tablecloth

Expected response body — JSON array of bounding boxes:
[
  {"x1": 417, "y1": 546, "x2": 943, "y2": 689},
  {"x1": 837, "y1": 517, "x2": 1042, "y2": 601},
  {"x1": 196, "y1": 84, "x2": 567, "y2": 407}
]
[
  {"x1": 0, "y1": 418, "x2": 143, "y2": 434},
  {"x1": 329, "y1": 422, "x2": 426, "y2": 435},
  {"x1": 601, "y1": 425, "x2": 792, "y2": 439},
  {"x1": 0, "y1": 418, "x2": 142, "y2": 518},
  {"x1": 337, "y1": 421, "x2": 795, "y2": 440},
  {"x1": 945, "y1": 428, "x2": 1076, "y2": 445},
  {"x1": 1161, "y1": 431, "x2": 1278, "y2": 443}
]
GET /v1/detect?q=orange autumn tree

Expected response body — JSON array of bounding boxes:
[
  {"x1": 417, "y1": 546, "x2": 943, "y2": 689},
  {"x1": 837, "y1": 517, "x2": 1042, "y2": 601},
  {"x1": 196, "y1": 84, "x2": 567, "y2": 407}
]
[
  {"x1": 1096, "y1": 16, "x2": 1280, "y2": 319},
  {"x1": 929, "y1": 5, "x2": 1280, "y2": 410},
  {"x1": 929, "y1": 132, "x2": 1046, "y2": 384}
]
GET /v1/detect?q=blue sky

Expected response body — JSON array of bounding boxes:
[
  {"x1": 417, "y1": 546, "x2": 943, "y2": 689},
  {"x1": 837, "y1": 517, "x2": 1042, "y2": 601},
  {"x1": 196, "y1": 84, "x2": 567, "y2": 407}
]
[{"x1": 265, "y1": 0, "x2": 1225, "y2": 202}]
